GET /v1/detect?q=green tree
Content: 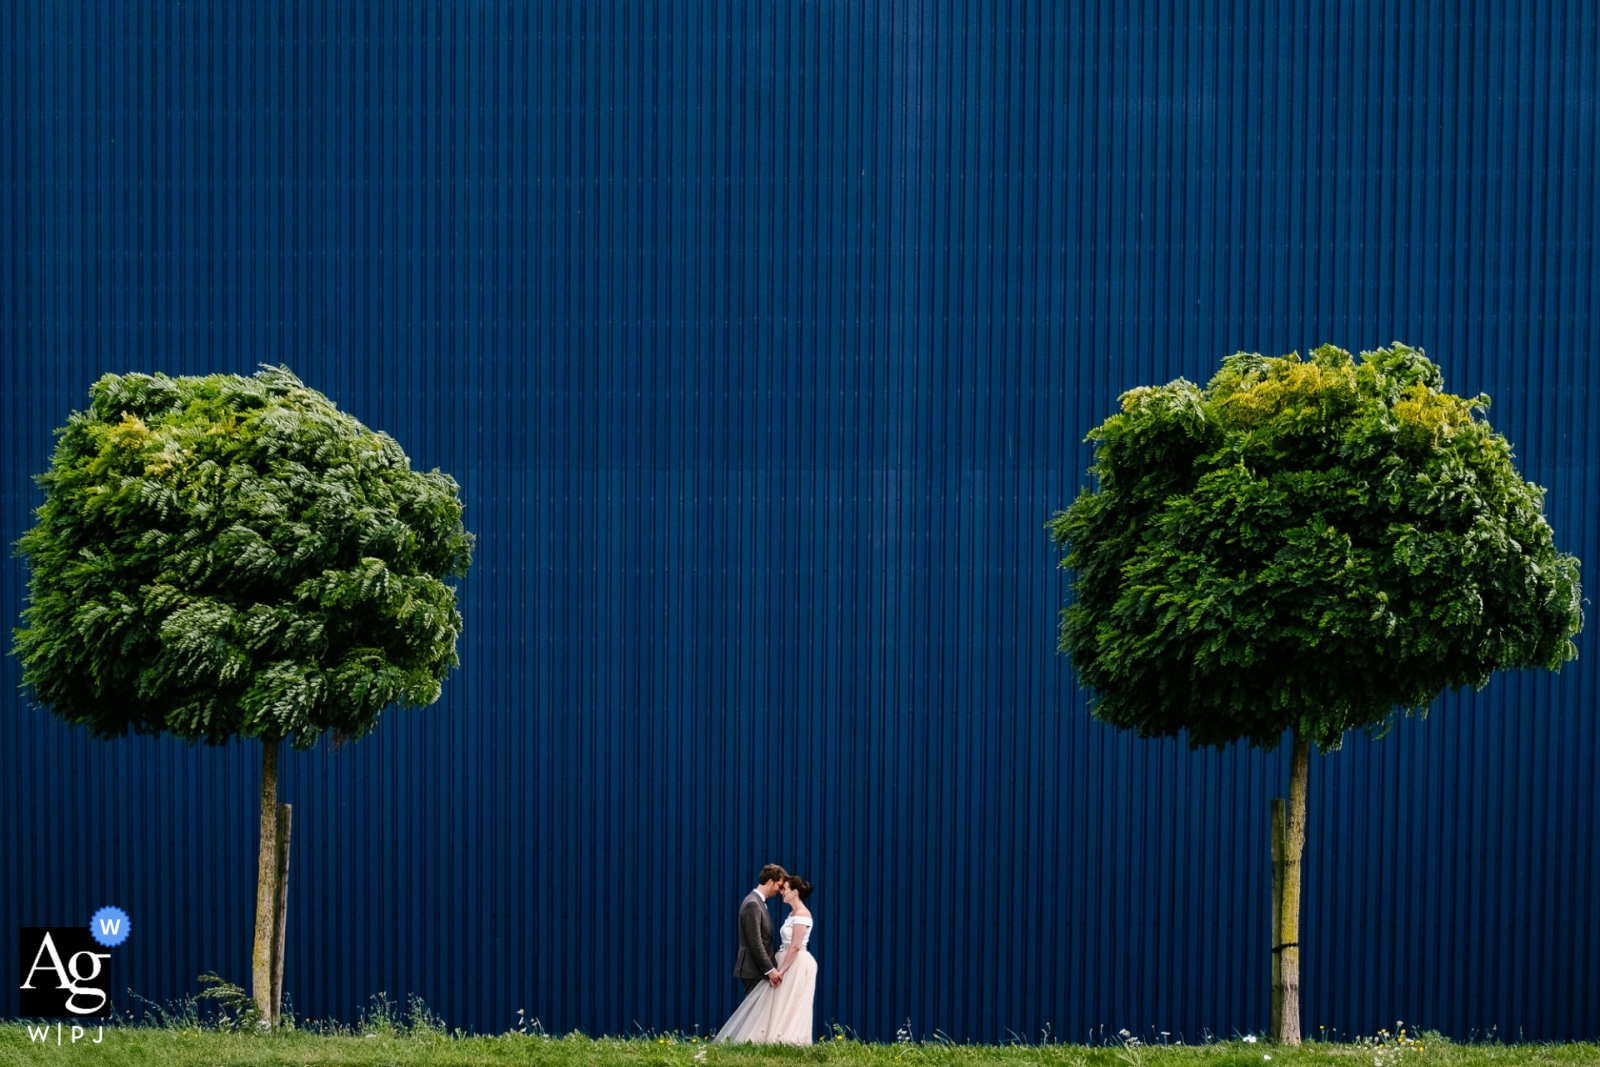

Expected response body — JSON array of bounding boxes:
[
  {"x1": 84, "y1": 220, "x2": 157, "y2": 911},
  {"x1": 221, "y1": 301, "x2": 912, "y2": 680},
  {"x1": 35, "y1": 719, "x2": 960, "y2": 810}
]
[
  {"x1": 1047, "y1": 344, "x2": 1581, "y2": 1044},
  {"x1": 13, "y1": 366, "x2": 474, "y2": 1025}
]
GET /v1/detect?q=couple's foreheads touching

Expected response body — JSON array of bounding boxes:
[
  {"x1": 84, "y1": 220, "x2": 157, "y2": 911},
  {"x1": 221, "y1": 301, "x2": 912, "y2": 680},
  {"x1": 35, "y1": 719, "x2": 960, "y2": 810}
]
[{"x1": 755, "y1": 863, "x2": 813, "y2": 904}]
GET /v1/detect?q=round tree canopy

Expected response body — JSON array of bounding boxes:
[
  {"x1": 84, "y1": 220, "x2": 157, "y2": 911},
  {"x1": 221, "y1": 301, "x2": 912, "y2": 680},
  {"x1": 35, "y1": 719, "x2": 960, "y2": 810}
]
[
  {"x1": 14, "y1": 366, "x2": 474, "y2": 748},
  {"x1": 1048, "y1": 344, "x2": 1582, "y2": 751}
]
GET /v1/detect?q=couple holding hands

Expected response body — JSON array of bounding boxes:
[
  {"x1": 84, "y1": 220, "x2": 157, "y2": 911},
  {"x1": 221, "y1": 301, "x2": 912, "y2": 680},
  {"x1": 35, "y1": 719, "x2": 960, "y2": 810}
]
[{"x1": 715, "y1": 863, "x2": 817, "y2": 1045}]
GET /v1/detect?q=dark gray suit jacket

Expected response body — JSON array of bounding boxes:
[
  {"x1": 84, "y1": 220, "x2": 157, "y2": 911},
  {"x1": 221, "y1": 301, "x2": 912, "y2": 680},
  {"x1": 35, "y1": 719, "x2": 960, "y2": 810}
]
[{"x1": 733, "y1": 890, "x2": 778, "y2": 980}]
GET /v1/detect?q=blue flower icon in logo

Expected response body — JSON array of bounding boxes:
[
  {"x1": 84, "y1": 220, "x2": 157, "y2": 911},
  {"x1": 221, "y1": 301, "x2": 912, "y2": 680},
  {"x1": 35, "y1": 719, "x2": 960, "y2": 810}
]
[{"x1": 90, "y1": 906, "x2": 131, "y2": 947}]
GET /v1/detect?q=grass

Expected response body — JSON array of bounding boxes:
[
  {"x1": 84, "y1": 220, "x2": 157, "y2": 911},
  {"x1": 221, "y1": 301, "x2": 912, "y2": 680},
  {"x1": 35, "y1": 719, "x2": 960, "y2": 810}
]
[
  {"x1": 3, "y1": 1022, "x2": 1597, "y2": 1067},
  {"x1": 2, "y1": 985, "x2": 1592, "y2": 1067}
]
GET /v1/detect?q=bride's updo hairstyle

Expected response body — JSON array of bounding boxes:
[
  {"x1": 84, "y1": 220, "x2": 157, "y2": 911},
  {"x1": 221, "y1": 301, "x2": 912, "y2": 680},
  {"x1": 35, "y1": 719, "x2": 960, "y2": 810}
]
[{"x1": 786, "y1": 875, "x2": 814, "y2": 901}]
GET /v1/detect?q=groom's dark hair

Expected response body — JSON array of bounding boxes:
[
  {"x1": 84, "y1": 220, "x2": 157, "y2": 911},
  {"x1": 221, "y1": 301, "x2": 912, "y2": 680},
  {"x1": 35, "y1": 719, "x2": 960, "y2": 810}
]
[{"x1": 758, "y1": 863, "x2": 788, "y2": 885}]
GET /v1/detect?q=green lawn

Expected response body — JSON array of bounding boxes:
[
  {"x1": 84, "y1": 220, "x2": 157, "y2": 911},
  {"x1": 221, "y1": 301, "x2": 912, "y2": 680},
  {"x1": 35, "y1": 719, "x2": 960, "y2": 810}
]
[{"x1": 3, "y1": 1026, "x2": 1596, "y2": 1067}]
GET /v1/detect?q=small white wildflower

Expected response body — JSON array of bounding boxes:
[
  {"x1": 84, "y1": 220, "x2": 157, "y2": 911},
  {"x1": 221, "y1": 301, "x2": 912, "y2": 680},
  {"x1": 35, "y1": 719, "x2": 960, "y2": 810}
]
[
  {"x1": 1243, "y1": 1034, "x2": 1258, "y2": 1044},
  {"x1": 1264, "y1": 1056, "x2": 1272, "y2": 1061},
  {"x1": 1119, "y1": 1028, "x2": 1131, "y2": 1038}
]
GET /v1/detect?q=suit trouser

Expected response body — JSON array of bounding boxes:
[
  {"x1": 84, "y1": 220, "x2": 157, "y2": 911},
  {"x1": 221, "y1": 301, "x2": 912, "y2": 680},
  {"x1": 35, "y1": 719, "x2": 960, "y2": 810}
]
[{"x1": 741, "y1": 977, "x2": 760, "y2": 995}]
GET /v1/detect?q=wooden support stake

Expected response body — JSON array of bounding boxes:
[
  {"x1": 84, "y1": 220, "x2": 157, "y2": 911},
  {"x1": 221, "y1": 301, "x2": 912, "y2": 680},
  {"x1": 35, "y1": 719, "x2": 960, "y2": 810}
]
[
  {"x1": 1270, "y1": 797, "x2": 1286, "y2": 1043},
  {"x1": 271, "y1": 802, "x2": 293, "y2": 1027}
]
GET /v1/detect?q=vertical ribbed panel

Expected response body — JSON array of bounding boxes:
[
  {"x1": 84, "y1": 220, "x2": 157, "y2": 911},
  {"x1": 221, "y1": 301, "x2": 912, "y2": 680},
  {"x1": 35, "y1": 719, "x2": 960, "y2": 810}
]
[{"x1": 3, "y1": 0, "x2": 1597, "y2": 1043}]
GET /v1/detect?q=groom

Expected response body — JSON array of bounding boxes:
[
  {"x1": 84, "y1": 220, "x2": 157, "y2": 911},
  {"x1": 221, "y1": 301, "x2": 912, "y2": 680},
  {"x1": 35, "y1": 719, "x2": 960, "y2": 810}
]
[{"x1": 733, "y1": 863, "x2": 788, "y2": 994}]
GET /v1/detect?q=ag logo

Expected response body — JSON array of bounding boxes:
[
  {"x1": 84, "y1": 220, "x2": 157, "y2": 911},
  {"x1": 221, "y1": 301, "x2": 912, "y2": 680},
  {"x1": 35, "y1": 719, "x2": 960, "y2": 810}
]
[{"x1": 19, "y1": 928, "x2": 112, "y2": 1017}]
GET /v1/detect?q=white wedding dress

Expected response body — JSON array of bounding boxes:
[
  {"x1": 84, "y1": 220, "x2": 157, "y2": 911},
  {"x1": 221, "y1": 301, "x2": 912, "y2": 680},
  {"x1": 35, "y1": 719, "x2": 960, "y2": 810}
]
[{"x1": 714, "y1": 913, "x2": 816, "y2": 1044}]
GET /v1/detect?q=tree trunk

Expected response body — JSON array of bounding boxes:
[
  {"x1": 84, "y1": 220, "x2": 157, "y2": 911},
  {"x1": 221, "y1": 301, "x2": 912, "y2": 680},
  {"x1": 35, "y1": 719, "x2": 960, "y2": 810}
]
[
  {"x1": 252, "y1": 738, "x2": 280, "y2": 1026},
  {"x1": 1273, "y1": 733, "x2": 1311, "y2": 1046}
]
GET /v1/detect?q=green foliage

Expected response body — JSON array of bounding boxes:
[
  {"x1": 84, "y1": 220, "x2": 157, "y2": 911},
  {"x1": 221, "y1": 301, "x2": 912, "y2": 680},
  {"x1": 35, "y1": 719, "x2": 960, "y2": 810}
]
[
  {"x1": 1048, "y1": 344, "x2": 1582, "y2": 751},
  {"x1": 192, "y1": 972, "x2": 263, "y2": 1033},
  {"x1": 13, "y1": 366, "x2": 474, "y2": 748}
]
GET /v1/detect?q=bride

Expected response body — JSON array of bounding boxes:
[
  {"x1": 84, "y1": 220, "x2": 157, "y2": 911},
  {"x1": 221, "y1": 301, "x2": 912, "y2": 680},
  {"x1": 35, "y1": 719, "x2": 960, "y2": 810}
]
[{"x1": 714, "y1": 875, "x2": 816, "y2": 1044}]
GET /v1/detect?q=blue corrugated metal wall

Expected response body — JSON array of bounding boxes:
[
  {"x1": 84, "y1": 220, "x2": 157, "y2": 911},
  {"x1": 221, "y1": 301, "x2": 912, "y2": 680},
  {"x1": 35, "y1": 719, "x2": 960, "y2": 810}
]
[{"x1": 3, "y1": 0, "x2": 1597, "y2": 1043}]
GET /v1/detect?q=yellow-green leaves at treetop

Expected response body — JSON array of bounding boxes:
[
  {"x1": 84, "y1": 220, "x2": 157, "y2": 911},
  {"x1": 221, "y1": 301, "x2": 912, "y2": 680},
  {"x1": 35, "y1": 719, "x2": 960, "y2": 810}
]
[
  {"x1": 13, "y1": 366, "x2": 475, "y2": 748},
  {"x1": 1048, "y1": 344, "x2": 1582, "y2": 752}
]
